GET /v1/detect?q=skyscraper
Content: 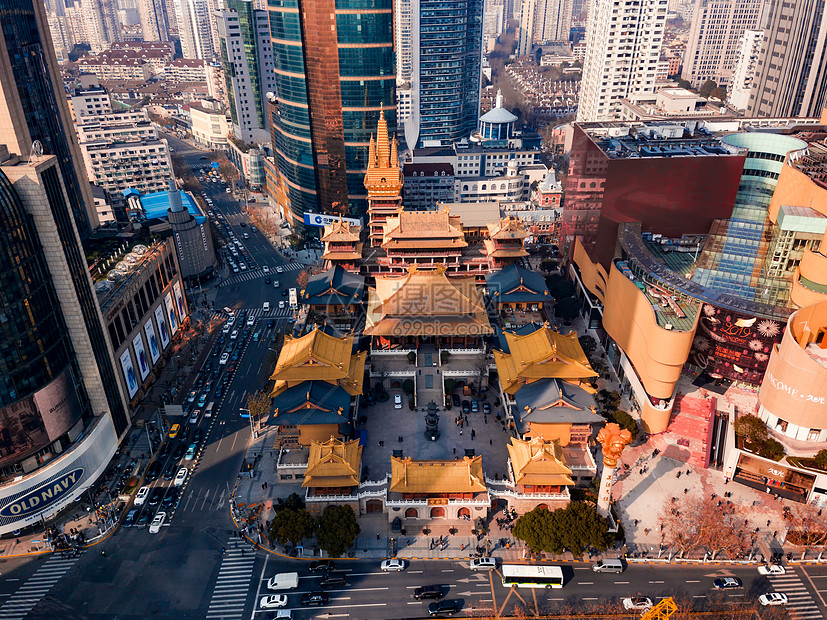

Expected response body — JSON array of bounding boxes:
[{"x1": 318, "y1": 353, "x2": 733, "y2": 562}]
[
  {"x1": 176, "y1": 0, "x2": 217, "y2": 59},
  {"x1": 681, "y1": 0, "x2": 764, "y2": 90},
  {"x1": 518, "y1": 0, "x2": 536, "y2": 56},
  {"x1": 0, "y1": 0, "x2": 129, "y2": 533},
  {"x1": 577, "y1": 0, "x2": 667, "y2": 122},
  {"x1": 216, "y1": 0, "x2": 276, "y2": 144},
  {"x1": 747, "y1": 0, "x2": 827, "y2": 118},
  {"x1": 138, "y1": 0, "x2": 171, "y2": 41},
  {"x1": 534, "y1": 0, "x2": 572, "y2": 43},
  {"x1": 728, "y1": 29, "x2": 763, "y2": 110},
  {"x1": 268, "y1": 0, "x2": 395, "y2": 229},
  {"x1": 402, "y1": 0, "x2": 483, "y2": 147}
]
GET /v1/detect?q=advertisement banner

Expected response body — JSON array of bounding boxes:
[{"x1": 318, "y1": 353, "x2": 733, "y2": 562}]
[
  {"x1": 165, "y1": 293, "x2": 178, "y2": 335},
  {"x1": 33, "y1": 367, "x2": 84, "y2": 443},
  {"x1": 173, "y1": 281, "x2": 187, "y2": 322},
  {"x1": 155, "y1": 305, "x2": 170, "y2": 349},
  {"x1": 133, "y1": 333, "x2": 150, "y2": 380},
  {"x1": 689, "y1": 304, "x2": 785, "y2": 384},
  {"x1": 120, "y1": 348, "x2": 138, "y2": 399},
  {"x1": 144, "y1": 318, "x2": 160, "y2": 364}
]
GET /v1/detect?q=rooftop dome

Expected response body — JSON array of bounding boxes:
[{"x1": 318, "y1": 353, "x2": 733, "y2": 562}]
[{"x1": 479, "y1": 90, "x2": 518, "y2": 124}]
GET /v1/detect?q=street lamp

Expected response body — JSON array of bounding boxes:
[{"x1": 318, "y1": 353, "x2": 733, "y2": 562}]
[{"x1": 239, "y1": 406, "x2": 256, "y2": 440}]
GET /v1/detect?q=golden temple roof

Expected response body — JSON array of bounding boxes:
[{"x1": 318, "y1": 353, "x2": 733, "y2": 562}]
[
  {"x1": 488, "y1": 215, "x2": 530, "y2": 240},
  {"x1": 494, "y1": 326, "x2": 597, "y2": 394},
  {"x1": 382, "y1": 207, "x2": 467, "y2": 249},
  {"x1": 507, "y1": 436, "x2": 574, "y2": 487},
  {"x1": 390, "y1": 456, "x2": 487, "y2": 494},
  {"x1": 483, "y1": 239, "x2": 529, "y2": 258},
  {"x1": 322, "y1": 218, "x2": 361, "y2": 243},
  {"x1": 269, "y1": 327, "x2": 366, "y2": 396},
  {"x1": 364, "y1": 110, "x2": 403, "y2": 197},
  {"x1": 302, "y1": 437, "x2": 362, "y2": 488},
  {"x1": 364, "y1": 266, "x2": 493, "y2": 336}
]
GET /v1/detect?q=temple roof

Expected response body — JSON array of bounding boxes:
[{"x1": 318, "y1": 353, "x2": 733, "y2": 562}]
[
  {"x1": 507, "y1": 436, "x2": 574, "y2": 486},
  {"x1": 302, "y1": 437, "x2": 362, "y2": 488},
  {"x1": 269, "y1": 326, "x2": 366, "y2": 396},
  {"x1": 322, "y1": 218, "x2": 361, "y2": 243},
  {"x1": 389, "y1": 456, "x2": 487, "y2": 494},
  {"x1": 486, "y1": 264, "x2": 550, "y2": 303},
  {"x1": 304, "y1": 265, "x2": 365, "y2": 306},
  {"x1": 269, "y1": 382, "x2": 351, "y2": 426},
  {"x1": 487, "y1": 216, "x2": 529, "y2": 240},
  {"x1": 382, "y1": 207, "x2": 467, "y2": 249},
  {"x1": 513, "y1": 378, "x2": 602, "y2": 428},
  {"x1": 364, "y1": 266, "x2": 493, "y2": 336},
  {"x1": 494, "y1": 325, "x2": 597, "y2": 393},
  {"x1": 483, "y1": 239, "x2": 529, "y2": 258}
]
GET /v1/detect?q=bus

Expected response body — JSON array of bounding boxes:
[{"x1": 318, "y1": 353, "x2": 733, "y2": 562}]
[
  {"x1": 501, "y1": 564, "x2": 564, "y2": 589},
  {"x1": 288, "y1": 287, "x2": 298, "y2": 310}
]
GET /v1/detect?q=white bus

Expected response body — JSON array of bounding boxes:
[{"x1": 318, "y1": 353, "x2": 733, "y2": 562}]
[
  {"x1": 288, "y1": 287, "x2": 298, "y2": 310},
  {"x1": 501, "y1": 564, "x2": 564, "y2": 589}
]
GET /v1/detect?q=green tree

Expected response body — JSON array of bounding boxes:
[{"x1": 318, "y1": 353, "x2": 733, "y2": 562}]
[
  {"x1": 407, "y1": 351, "x2": 416, "y2": 364},
  {"x1": 444, "y1": 378, "x2": 457, "y2": 395},
  {"x1": 611, "y1": 410, "x2": 639, "y2": 441},
  {"x1": 709, "y1": 86, "x2": 728, "y2": 101},
  {"x1": 554, "y1": 296, "x2": 580, "y2": 321},
  {"x1": 758, "y1": 438, "x2": 785, "y2": 461},
  {"x1": 578, "y1": 335, "x2": 597, "y2": 358},
  {"x1": 699, "y1": 79, "x2": 718, "y2": 98},
  {"x1": 512, "y1": 506, "x2": 555, "y2": 553},
  {"x1": 734, "y1": 414, "x2": 768, "y2": 444},
  {"x1": 677, "y1": 78, "x2": 692, "y2": 90},
  {"x1": 814, "y1": 449, "x2": 827, "y2": 468},
  {"x1": 315, "y1": 505, "x2": 360, "y2": 558},
  {"x1": 513, "y1": 503, "x2": 613, "y2": 555},
  {"x1": 270, "y1": 508, "x2": 315, "y2": 546},
  {"x1": 546, "y1": 273, "x2": 574, "y2": 299},
  {"x1": 402, "y1": 379, "x2": 415, "y2": 394}
]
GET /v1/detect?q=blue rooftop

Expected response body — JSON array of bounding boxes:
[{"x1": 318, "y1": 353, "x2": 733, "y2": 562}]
[{"x1": 138, "y1": 190, "x2": 205, "y2": 224}]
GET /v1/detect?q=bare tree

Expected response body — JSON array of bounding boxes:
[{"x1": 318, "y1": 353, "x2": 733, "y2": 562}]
[
  {"x1": 786, "y1": 503, "x2": 827, "y2": 557},
  {"x1": 660, "y1": 495, "x2": 752, "y2": 559}
]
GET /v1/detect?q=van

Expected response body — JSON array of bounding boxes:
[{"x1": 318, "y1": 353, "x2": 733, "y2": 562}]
[
  {"x1": 204, "y1": 402, "x2": 215, "y2": 418},
  {"x1": 592, "y1": 558, "x2": 625, "y2": 574},
  {"x1": 263, "y1": 302, "x2": 270, "y2": 312},
  {"x1": 267, "y1": 572, "x2": 299, "y2": 591}
]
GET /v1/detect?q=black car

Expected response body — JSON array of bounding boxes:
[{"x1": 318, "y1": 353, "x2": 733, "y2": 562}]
[
  {"x1": 192, "y1": 429, "x2": 203, "y2": 444},
  {"x1": 122, "y1": 508, "x2": 138, "y2": 527},
  {"x1": 161, "y1": 488, "x2": 178, "y2": 508},
  {"x1": 300, "y1": 592, "x2": 329, "y2": 607},
  {"x1": 215, "y1": 385, "x2": 224, "y2": 398},
  {"x1": 163, "y1": 466, "x2": 175, "y2": 481},
  {"x1": 319, "y1": 575, "x2": 348, "y2": 588},
  {"x1": 136, "y1": 512, "x2": 150, "y2": 528},
  {"x1": 267, "y1": 320, "x2": 275, "y2": 329},
  {"x1": 239, "y1": 222, "x2": 246, "y2": 227},
  {"x1": 452, "y1": 393, "x2": 461, "y2": 407},
  {"x1": 173, "y1": 442, "x2": 187, "y2": 460},
  {"x1": 265, "y1": 277, "x2": 271, "y2": 284},
  {"x1": 461, "y1": 400, "x2": 471, "y2": 414},
  {"x1": 147, "y1": 487, "x2": 164, "y2": 506},
  {"x1": 428, "y1": 599, "x2": 461, "y2": 616},
  {"x1": 145, "y1": 461, "x2": 162, "y2": 482},
  {"x1": 281, "y1": 289, "x2": 288, "y2": 297},
  {"x1": 414, "y1": 585, "x2": 444, "y2": 600},
  {"x1": 308, "y1": 560, "x2": 335, "y2": 572},
  {"x1": 159, "y1": 442, "x2": 171, "y2": 458}
]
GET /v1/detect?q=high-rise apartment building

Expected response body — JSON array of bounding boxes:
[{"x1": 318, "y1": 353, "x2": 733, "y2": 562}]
[
  {"x1": 176, "y1": 0, "x2": 217, "y2": 59},
  {"x1": 534, "y1": 0, "x2": 572, "y2": 43},
  {"x1": 216, "y1": 0, "x2": 276, "y2": 144},
  {"x1": 518, "y1": 0, "x2": 536, "y2": 56},
  {"x1": 400, "y1": 0, "x2": 483, "y2": 147},
  {"x1": 84, "y1": 0, "x2": 121, "y2": 51},
  {"x1": 577, "y1": 0, "x2": 668, "y2": 122},
  {"x1": 268, "y1": 0, "x2": 395, "y2": 229},
  {"x1": 681, "y1": 0, "x2": 764, "y2": 89},
  {"x1": 138, "y1": 0, "x2": 171, "y2": 41},
  {"x1": 728, "y1": 29, "x2": 763, "y2": 110},
  {"x1": 0, "y1": 0, "x2": 130, "y2": 533},
  {"x1": 747, "y1": 0, "x2": 827, "y2": 118}
]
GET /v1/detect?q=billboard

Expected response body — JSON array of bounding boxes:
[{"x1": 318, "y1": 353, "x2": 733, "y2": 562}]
[
  {"x1": 154, "y1": 305, "x2": 170, "y2": 349},
  {"x1": 689, "y1": 304, "x2": 785, "y2": 384},
  {"x1": 144, "y1": 318, "x2": 160, "y2": 364},
  {"x1": 120, "y1": 348, "x2": 139, "y2": 398},
  {"x1": 165, "y1": 293, "x2": 178, "y2": 335},
  {"x1": 173, "y1": 281, "x2": 187, "y2": 321},
  {"x1": 303, "y1": 212, "x2": 361, "y2": 228},
  {"x1": 133, "y1": 333, "x2": 150, "y2": 380},
  {"x1": 0, "y1": 367, "x2": 86, "y2": 470}
]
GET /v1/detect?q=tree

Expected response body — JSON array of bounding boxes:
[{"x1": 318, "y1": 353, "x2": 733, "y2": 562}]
[
  {"x1": 676, "y1": 78, "x2": 692, "y2": 90},
  {"x1": 402, "y1": 379, "x2": 414, "y2": 394},
  {"x1": 578, "y1": 335, "x2": 597, "y2": 358},
  {"x1": 539, "y1": 259, "x2": 558, "y2": 273},
  {"x1": 407, "y1": 351, "x2": 416, "y2": 364},
  {"x1": 660, "y1": 495, "x2": 753, "y2": 559},
  {"x1": 270, "y1": 507, "x2": 315, "y2": 546},
  {"x1": 315, "y1": 505, "x2": 360, "y2": 557},
  {"x1": 444, "y1": 378, "x2": 457, "y2": 395},
  {"x1": 611, "y1": 410, "x2": 639, "y2": 441},
  {"x1": 554, "y1": 296, "x2": 580, "y2": 321},
  {"x1": 758, "y1": 438, "x2": 785, "y2": 461},
  {"x1": 785, "y1": 503, "x2": 827, "y2": 550},
  {"x1": 709, "y1": 86, "x2": 728, "y2": 101},
  {"x1": 814, "y1": 449, "x2": 827, "y2": 469},
  {"x1": 546, "y1": 273, "x2": 574, "y2": 299},
  {"x1": 734, "y1": 414, "x2": 768, "y2": 444},
  {"x1": 296, "y1": 269, "x2": 310, "y2": 289},
  {"x1": 513, "y1": 503, "x2": 613, "y2": 555},
  {"x1": 699, "y1": 79, "x2": 718, "y2": 98},
  {"x1": 246, "y1": 391, "x2": 271, "y2": 429}
]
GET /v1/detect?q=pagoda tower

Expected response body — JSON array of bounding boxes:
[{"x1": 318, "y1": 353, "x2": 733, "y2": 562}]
[{"x1": 364, "y1": 110, "x2": 403, "y2": 247}]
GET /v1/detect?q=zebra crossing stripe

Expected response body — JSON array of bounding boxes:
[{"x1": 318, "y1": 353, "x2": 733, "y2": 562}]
[
  {"x1": 0, "y1": 556, "x2": 78, "y2": 619},
  {"x1": 204, "y1": 545, "x2": 256, "y2": 619}
]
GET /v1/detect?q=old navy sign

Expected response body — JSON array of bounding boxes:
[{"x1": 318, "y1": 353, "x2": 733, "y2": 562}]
[
  {"x1": 303, "y1": 212, "x2": 361, "y2": 228},
  {"x1": 0, "y1": 468, "x2": 84, "y2": 519}
]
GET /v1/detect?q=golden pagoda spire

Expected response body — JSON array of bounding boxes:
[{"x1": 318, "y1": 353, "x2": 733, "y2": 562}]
[
  {"x1": 376, "y1": 108, "x2": 390, "y2": 168},
  {"x1": 368, "y1": 134, "x2": 376, "y2": 169},
  {"x1": 391, "y1": 136, "x2": 398, "y2": 169}
]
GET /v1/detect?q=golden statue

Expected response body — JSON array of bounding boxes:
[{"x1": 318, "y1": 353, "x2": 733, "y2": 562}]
[{"x1": 597, "y1": 423, "x2": 632, "y2": 468}]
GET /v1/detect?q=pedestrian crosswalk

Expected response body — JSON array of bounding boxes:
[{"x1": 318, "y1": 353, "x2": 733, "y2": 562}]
[
  {"x1": 219, "y1": 262, "x2": 306, "y2": 287},
  {"x1": 204, "y1": 542, "x2": 256, "y2": 619},
  {"x1": 0, "y1": 554, "x2": 79, "y2": 619},
  {"x1": 767, "y1": 570, "x2": 823, "y2": 619},
  {"x1": 207, "y1": 306, "x2": 293, "y2": 322}
]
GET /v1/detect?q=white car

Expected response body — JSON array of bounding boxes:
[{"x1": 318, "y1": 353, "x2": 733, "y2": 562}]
[
  {"x1": 759, "y1": 593, "x2": 788, "y2": 606},
  {"x1": 246, "y1": 316, "x2": 255, "y2": 326},
  {"x1": 189, "y1": 409, "x2": 200, "y2": 424},
  {"x1": 149, "y1": 511, "x2": 166, "y2": 534},
  {"x1": 260, "y1": 595, "x2": 288, "y2": 609},
  {"x1": 276, "y1": 266, "x2": 284, "y2": 273},
  {"x1": 469, "y1": 557, "x2": 497, "y2": 571},
  {"x1": 380, "y1": 559, "x2": 406, "y2": 572},
  {"x1": 262, "y1": 265, "x2": 269, "y2": 273},
  {"x1": 219, "y1": 352, "x2": 229, "y2": 365},
  {"x1": 230, "y1": 330, "x2": 239, "y2": 340},
  {"x1": 227, "y1": 316, "x2": 235, "y2": 326},
  {"x1": 758, "y1": 564, "x2": 786, "y2": 576},
  {"x1": 394, "y1": 394, "x2": 402, "y2": 409},
  {"x1": 240, "y1": 263, "x2": 247, "y2": 271},
  {"x1": 134, "y1": 485, "x2": 150, "y2": 506},
  {"x1": 278, "y1": 301, "x2": 285, "y2": 309},
  {"x1": 622, "y1": 597, "x2": 653, "y2": 611},
  {"x1": 174, "y1": 468, "x2": 188, "y2": 487}
]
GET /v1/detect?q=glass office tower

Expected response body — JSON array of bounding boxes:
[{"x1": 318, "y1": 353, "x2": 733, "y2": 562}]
[{"x1": 268, "y1": 0, "x2": 395, "y2": 231}]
